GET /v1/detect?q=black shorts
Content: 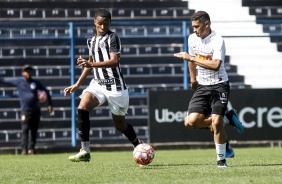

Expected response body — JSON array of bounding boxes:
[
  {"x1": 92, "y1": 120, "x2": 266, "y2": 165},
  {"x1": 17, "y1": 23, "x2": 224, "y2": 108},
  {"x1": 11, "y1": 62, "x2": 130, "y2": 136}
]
[{"x1": 188, "y1": 81, "x2": 230, "y2": 116}]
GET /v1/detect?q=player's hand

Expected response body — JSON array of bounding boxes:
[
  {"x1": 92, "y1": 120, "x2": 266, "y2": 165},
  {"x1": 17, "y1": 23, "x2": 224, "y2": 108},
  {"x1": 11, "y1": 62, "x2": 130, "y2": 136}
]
[
  {"x1": 174, "y1": 52, "x2": 194, "y2": 62},
  {"x1": 64, "y1": 84, "x2": 80, "y2": 96},
  {"x1": 47, "y1": 105, "x2": 53, "y2": 113},
  {"x1": 77, "y1": 56, "x2": 92, "y2": 68},
  {"x1": 190, "y1": 81, "x2": 198, "y2": 90}
]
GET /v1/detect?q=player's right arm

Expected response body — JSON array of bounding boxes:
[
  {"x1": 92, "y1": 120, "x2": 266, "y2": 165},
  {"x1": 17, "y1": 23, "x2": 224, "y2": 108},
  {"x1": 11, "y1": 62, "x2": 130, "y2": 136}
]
[
  {"x1": 188, "y1": 62, "x2": 198, "y2": 90},
  {"x1": 64, "y1": 56, "x2": 92, "y2": 96},
  {"x1": 0, "y1": 77, "x2": 20, "y2": 86}
]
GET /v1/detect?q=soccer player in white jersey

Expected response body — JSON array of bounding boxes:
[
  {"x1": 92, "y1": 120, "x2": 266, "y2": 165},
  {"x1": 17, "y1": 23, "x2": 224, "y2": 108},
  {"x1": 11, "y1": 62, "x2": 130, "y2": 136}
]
[
  {"x1": 64, "y1": 9, "x2": 142, "y2": 162},
  {"x1": 174, "y1": 11, "x2": 244, "y2": 168}
]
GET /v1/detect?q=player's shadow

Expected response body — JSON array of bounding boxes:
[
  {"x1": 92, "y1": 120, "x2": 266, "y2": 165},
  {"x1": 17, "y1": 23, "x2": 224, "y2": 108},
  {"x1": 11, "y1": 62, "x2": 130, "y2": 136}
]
[
  {"x1": 248, "y1": 163, "x2": 282, "y2": 167},
  {"x1": 143, "y1": 163, "x2": 282, "y2": 169},
  {"x1": 139, "y1": 163, "x2": 211, "y2": 169}
]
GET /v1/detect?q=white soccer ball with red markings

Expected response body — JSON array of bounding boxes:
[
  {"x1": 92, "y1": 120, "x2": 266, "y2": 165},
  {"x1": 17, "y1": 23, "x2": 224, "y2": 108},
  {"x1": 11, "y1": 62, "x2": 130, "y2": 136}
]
[
  {"x1": 37, "y1": 90, "x2": 47, "y2": 103},
  {"x1": 133, "y1": 143, "x2": 155, "y2": 166}
]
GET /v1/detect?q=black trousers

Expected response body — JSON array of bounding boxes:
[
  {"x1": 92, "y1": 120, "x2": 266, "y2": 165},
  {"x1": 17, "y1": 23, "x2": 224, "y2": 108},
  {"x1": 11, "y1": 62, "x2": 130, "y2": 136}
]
[{"x1": 21, "y1": 110, "x2": 41, "y2": 151}]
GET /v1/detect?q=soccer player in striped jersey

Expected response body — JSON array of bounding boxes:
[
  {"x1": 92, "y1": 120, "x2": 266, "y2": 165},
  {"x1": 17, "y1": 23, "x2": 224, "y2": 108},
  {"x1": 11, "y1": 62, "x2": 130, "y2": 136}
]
[
  {"x1": 64, "y1": 9, "x2": 142, "y2": 162},
  {"x1": 174, "y1": 11, "x2": 244, "y2": 168}
]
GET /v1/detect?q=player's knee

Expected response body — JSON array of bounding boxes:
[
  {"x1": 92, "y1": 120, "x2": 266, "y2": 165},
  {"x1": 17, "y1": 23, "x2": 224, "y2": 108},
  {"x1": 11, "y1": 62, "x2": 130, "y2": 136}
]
[
  {"x1": 184, "y1": 118, "x2": 197, "y2": 127},
  {"x1": 112, "y1": 114, "x2": 127, "y2": 132},
  {"x1": 185, "y1": 113, "x2": 202, "y2": 127},
  {"x1": 211, "y1": 121, "x2": 224, "y2": 134}
]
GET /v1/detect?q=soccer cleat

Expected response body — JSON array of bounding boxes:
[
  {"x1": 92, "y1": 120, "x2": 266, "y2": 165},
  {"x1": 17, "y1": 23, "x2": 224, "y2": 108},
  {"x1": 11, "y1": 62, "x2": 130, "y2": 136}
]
[
  {"x1": 217, "y1": 159, "x2": 228, "y2": 168},
  {"x1": 138, "y1": 139, "x2": 144, "y2": 144},
  {"x1": 226, "y1": 109, "x2": 245, "y2": 134},
  {"x1": 68, "y1": 149, "x2": 91, "y2": 162},
  {"x1": 133, "y1": 139, "x2": 144, "y2": 148},
  {"x1": 225, "y1": 143, "x2": 235, "y2": 158}
]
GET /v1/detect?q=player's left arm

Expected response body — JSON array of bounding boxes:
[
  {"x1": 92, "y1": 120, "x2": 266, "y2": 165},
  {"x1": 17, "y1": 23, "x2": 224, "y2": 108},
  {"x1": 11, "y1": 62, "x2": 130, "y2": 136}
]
[
  {"x1": 77, "y1": 52, "x2": 119, "y2": 68},
  {"x1": 193, "y1": 36, "x2": 225, "y2": 71},
  {"x1": 174, "y1": 52, "x2": 222, "y2": 71},
  {"x1": 190, "y1": 57, "x2": 221, "y2": 71},
  {"x1": 37, "y1": 81, "x2": 53, "y2": 113},
  {"x1": 78, "y1": 33, "x2": 120, "y2": 68}
]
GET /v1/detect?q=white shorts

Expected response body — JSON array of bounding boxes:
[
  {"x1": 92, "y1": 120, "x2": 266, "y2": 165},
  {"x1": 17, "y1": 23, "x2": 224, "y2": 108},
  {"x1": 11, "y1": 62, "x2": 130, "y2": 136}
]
[{"x1": 80, "y1": 79, "x2": 129, "y2": 116}]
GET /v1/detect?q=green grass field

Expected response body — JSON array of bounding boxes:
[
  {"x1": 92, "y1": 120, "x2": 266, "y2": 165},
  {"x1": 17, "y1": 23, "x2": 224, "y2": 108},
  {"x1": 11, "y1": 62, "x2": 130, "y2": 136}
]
[{"x1": 1, "y1": 147, "x2": 281, "y2": 184}]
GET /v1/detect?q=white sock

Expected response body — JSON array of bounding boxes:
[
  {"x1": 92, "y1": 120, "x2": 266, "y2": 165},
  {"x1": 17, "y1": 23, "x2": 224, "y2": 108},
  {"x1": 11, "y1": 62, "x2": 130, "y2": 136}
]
[
  {"x1": 215, "y1": 143, "x2": 226, "y2": 161},
  {"x1": 81, "y1": 141, "x2": 90, "y2": 152}
]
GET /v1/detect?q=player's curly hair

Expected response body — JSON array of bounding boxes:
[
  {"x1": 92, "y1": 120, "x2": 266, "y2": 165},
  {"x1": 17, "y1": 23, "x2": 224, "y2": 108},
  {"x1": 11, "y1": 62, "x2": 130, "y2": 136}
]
[
  {"x1": 95, "y1": 8, "x2": 111, "y2": 20},
  {"x1": 191, "y1": 11, "x2": 210, "y2": 23}
]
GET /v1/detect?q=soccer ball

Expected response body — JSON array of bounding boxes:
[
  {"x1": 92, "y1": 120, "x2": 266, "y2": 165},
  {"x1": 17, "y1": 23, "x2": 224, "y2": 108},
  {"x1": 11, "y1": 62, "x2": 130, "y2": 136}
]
[
  {"x1": 133, "y1": 143, "x2": 155, "y2": 166},
  {"x1": 37, "y1": 90, "x2": 47, "y2": 103}
]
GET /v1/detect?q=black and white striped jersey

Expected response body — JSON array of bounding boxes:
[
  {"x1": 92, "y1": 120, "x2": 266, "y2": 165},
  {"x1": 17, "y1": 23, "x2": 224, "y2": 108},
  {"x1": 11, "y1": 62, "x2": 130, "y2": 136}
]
[{"x1": 87, "y1": 30, "x2": 127, "y2": 91}]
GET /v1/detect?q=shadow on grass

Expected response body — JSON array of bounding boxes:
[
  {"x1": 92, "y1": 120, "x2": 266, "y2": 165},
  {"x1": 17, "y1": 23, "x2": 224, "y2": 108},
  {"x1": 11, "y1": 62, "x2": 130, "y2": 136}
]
[
  {"x1": 248, "y1": 163, "x2": 282, "y2": 167},
  {"x1": 138, "y1": 163, "x2": 212, "y2": 169},
  {"x1": 138, "y1": 163, "x2": 282, "y2": 170}
]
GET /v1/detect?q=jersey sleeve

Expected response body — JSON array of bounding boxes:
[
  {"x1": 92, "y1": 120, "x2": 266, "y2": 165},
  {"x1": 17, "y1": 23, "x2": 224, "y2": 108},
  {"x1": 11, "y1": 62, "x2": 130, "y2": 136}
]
[
  {"x1": 109, "y1": 33, "x2": 121, "y2": 54},
  {"x1": 0, "y1": 77, "x2": 20, "y2": 86},
  {"x1": 212, "y1": 36, "x2": 225, "y2": 61},
  {"x1": 87, "y1": 37, "x2": 93, "y2": 56},
  {"x1": 188, "y1": 35, "x2": 195, "y2": 56}
]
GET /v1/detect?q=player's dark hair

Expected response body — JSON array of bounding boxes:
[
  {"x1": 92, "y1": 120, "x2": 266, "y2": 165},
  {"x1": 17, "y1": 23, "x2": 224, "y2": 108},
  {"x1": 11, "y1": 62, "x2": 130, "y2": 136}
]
[
  {"x1": 191, "y1": 11, "x2": 210, "y2": 23},
  {"x1": 95, "y1": 8, "x2": 111, "y2": 20}
]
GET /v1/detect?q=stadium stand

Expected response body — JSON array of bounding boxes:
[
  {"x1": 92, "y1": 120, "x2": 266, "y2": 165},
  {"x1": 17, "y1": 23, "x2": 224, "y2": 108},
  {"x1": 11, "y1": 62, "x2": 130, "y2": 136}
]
[
  {"x1": 243, "y1": 0, "x2": 282, "y2": 20},
  {"x1": 242, "y1": 0, "x2": 282, "y2": 45},
  {"x1": 0, "y1": 0, "x2": 251, "y2": 149}
]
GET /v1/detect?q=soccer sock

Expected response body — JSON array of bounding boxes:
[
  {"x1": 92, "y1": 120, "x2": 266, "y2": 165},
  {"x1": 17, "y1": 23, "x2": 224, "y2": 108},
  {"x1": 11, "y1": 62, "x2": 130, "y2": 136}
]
[
  {"x1": 215, "y1": 143, "x2": 226, "y2": 161},
  {"x1": 226, "y1": 140, "x2": 230, "y2": 150},
  {"x1": 81, "y1": 141, "x2": 90, "y2": 152},
  {"x1": 77, "y1": 109, "x2": 90, "y2": 142},
  {"x1": 122, "y1": 123, "x2": 139, "y2": 147}
]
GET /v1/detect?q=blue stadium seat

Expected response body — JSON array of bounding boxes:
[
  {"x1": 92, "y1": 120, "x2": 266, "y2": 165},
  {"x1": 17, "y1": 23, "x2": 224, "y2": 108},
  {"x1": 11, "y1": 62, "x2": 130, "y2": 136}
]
[
  {"x1": 124, "y1": 27, "x2": 145, "y2": 36},
  {"x1": 22, "y1": 9, "x2": 43, "y2": 19},
  {"x1": 49, "y1": 48, "x2": 70, "y2": 56},
  {"x1": 249, "y1": 7, "x2": 268, "y2": 16},
  {"x1": 111, "y1": 9, "x2": 132, "y2": 18},
  {"x1": 133, "y1": 9, "x2": 153, "y2": 18},
  {"x1": 263, "y1": 24, "x2": 282, "y2": 34},
  {"x1": 122, "y1": 46, "x2": 137, "y2": 55},
  {"x1": 45, "y1": 9, "x2": 66, "y2": 19},
  {"x1": 0, "y1": 9, "x2": 20, "y2": 19},
  {"x1": 25, "y1": 48, "x2": 46, "y2": 57},
  {"x1": 2, "y1": 48, "x2": 23, "y2": 57},
  {"x1": 67, "y1": 9, "x2": 88, "y2": 19},
  {"x1": 155, "y1": 9, "x2": 174, "y2": 18}
]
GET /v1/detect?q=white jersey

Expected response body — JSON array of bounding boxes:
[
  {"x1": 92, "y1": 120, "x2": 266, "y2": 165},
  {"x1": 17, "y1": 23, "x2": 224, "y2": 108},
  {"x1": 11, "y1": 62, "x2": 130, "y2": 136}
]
[{"x1": 188, "y1": 30, "x2": 229, "y2": 85}]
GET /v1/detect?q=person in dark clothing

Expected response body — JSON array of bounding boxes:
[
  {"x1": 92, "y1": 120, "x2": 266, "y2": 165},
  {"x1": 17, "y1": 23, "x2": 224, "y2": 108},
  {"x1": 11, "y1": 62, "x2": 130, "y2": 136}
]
[{"x1": 0, "y1": 64, "x2": 53, "y2": 155}]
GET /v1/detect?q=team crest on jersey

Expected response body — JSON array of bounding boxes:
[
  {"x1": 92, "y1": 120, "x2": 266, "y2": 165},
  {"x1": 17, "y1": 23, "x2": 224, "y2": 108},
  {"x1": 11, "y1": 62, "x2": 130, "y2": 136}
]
[
  {"x1": 99, "y1": 42, "x2": 106, "y2": 49},
  {"x1": 30, "y1": 82, "x2": 36, "y2": 90},
  {"x1": 205, "y1": 44, "x2": 212, "y2": 54}
]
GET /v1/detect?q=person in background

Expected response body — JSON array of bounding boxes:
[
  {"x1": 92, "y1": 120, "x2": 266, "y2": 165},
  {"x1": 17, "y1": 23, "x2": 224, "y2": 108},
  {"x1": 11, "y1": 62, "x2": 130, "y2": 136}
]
[
  {"x1": 64, "y1": 8, "x2": 142, "y2": 162},
  {"x1": 174, "y1": 11, "x2": 244, "y2": 168},
  {"x1": 0, "y1": 64, "x2": 53, "y2": 155}
]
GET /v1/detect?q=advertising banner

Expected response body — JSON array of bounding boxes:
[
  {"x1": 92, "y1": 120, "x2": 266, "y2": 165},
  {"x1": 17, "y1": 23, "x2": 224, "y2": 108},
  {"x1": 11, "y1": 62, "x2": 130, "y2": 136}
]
[{"x1": 148, "y1": 89, "x2": 282, "y2": 143}]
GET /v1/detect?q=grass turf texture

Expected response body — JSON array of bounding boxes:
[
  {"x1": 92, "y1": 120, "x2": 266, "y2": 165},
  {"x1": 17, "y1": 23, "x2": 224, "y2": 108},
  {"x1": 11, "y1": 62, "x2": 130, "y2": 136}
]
[{"x1": 0, "y1": 147, "x2": 281, "y2": 184}]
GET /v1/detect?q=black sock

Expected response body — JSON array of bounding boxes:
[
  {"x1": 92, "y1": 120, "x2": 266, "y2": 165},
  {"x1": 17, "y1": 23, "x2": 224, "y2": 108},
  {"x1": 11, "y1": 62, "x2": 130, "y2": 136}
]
[
  {"x1": 122, "y1": 123, "x2": 139, "y2": 147},
  {"x1": 77, "y1": 109, "x2": 90, "y2": 142}
]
